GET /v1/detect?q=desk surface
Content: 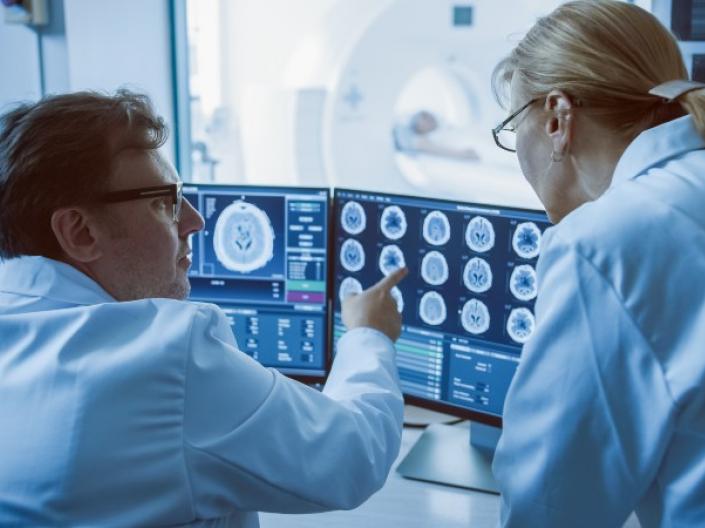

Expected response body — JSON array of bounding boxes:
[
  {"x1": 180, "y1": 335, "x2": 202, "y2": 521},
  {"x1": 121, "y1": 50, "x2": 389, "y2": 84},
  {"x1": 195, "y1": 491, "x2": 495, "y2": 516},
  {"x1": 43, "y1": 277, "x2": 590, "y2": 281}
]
[{"x1": 260, "y1": 407, "x2": 642, "y2": 528}]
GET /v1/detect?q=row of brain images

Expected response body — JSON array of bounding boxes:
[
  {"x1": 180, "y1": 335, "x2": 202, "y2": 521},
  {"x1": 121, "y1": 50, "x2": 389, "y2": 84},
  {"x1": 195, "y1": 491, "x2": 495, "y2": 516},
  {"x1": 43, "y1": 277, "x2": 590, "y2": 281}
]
[{"x1": 337, "y1": 201, "x2": 542, "y2": 345}]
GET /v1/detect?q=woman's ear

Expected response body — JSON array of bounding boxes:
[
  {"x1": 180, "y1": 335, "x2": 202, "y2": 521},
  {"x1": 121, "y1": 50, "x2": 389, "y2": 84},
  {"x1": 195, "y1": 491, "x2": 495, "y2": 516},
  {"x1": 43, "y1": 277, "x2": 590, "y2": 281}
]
[
  {"x1": 544, "y1": 89, "x2": 576, "y2": 160},
  {"x1": 50, "y1": 207, "x2": 103, "y2": 263}
]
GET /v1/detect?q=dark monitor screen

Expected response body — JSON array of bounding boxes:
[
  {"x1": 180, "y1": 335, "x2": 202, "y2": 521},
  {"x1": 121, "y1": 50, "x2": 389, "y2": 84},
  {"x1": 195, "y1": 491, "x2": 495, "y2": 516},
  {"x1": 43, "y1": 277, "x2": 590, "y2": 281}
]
[
  {"x1": 185, "y1": 184, "x2": 330, "y2": 380},
  {"x1": 332, "y1": 188, "x2": 551, "y2": 426}
]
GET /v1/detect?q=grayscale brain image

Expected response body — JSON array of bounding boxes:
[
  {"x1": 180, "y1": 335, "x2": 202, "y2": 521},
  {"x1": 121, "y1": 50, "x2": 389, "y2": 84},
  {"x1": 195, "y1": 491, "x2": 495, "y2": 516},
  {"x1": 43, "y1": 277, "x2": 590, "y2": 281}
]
[
  {"x1": 419, "y1": 290, "x2": 447, "y2": 325},
  {"x1": 379, "y1": 244, "x2": 406, "y2": 276},
  {"x1": 341, "y1": 200, "x2": 366, "y2": 235},
  {"x1": 463, "y1": 256, "x2": 493, "y2": 293},
  {"x1": 213, "y1": 201, "x2": 276, "y2": 273},
  {"x1": 422, "y1": 210, "x2": 451, "y2": 246},
  {"x1": 510, "y1": 264, "x2": 537, "y2": 301},
  {"x1": 340, "y1": 238, "x2": 366, "y2": 272},
  {"x1": 380, "y1": 205, "x2": 408, "y2": 240},
  {"x1": 512, "y1": 221, "x2": 542, "y2": 259},
  {"x1": 465, "y1": 215, "x2": 496, "y2": 253},
  {"x1": 421, "y1": 251, "x2": 449, "y2": 286}
]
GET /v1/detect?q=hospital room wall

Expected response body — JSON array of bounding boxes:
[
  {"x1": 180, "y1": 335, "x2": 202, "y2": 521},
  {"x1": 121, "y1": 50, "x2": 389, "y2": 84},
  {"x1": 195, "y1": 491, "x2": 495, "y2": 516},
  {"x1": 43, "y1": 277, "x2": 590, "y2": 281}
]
[{"x1": 0, "y1": 0, "x2": 176, "y2": 164}]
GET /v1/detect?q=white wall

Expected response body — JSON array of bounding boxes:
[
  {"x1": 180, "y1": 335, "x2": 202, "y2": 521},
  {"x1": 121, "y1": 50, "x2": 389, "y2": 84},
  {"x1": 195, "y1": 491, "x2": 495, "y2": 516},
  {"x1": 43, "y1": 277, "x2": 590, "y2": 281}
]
[
  {"x1": 0, "y1": 22, "x2": 42, "y2": 111},
  {"x1": 0, "y1": 0, "x2": 175, "y2": 162},
  {"x1": 63, "y1": 0, "x2": 176, "y2": 162}
]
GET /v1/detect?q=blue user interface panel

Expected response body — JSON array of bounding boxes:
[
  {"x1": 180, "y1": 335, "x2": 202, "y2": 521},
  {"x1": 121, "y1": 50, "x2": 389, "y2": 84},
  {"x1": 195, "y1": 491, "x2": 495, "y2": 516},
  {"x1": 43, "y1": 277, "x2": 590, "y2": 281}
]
[
  {"x1": 332, "y1": 189, "x2": 551, "y2": 419},
  {"x1": 185, "y1": 184, "x2": 329, "y2": 378}
]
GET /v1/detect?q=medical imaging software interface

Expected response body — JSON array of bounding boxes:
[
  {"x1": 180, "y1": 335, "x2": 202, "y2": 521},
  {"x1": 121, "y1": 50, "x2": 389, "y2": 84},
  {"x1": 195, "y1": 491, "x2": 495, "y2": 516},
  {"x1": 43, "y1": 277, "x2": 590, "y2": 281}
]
[
  {"x1": 333, "y1": 189, "x2": 551, "y2": 417},
  {"x1": 185, "y1": 184, "x2": 329, "y2": 377}
]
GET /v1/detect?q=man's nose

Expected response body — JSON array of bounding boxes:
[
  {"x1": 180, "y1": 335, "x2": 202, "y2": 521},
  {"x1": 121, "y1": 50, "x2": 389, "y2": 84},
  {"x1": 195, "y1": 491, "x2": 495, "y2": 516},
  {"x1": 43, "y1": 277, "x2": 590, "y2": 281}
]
[{"x1": 179, "y1": 198, "x2": 205, "y2": 236}]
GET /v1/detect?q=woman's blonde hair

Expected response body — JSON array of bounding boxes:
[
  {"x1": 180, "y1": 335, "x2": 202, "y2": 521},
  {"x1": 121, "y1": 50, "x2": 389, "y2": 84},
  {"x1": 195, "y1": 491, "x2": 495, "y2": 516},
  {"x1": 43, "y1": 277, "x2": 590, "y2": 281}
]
[{"x1": 493, "y1": 0, "x2": 705, "y2": 140}]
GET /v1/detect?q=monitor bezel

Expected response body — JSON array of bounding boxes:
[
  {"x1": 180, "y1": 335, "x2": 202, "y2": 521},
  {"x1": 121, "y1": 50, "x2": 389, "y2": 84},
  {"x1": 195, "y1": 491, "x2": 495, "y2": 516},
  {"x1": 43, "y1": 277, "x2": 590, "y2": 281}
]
[
  {"x1": 184, "y1": 182, "x2": 333, "y2": 383},
  {"x1": 332, "y1": 187, "x2": 551, "y2": 429}
]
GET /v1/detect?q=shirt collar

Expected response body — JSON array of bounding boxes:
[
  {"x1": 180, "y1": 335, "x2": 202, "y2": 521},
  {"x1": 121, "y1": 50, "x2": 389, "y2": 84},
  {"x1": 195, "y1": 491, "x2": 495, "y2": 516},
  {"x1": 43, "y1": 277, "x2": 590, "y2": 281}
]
[
  {"x1": 611, "y1": 115, "x2": 705, "y2": 188},
  {"x1": 0, "y1": 256, "x2": 115, "y2": 306}
]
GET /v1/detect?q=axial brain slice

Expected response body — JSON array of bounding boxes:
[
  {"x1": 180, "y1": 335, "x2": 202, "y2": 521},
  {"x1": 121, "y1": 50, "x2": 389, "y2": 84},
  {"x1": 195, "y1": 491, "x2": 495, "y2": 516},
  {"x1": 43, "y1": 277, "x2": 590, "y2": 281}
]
[
  {"x1": 463, "y1": 257, "x2": 493, "y2": 293},
  {"x1": 461, "y1": 299, "x2": 490, "y2": 335},
  {"x1": 380, "y1": 205, "x2": 407, "y2": 240},
  {"x1": 340, "y1": 239, "x2": 365, "y2": 272},
  {"x1": 341, "y1": 201, "x2": 366, "y2": 235},
  {"x1": 378, "y1": 245, "x2": 406, "y2": 276},
  {"x1": 512, "y1": 222, "x2": 542, "y2": 259},
  {"x1": 510, "y1": 264, "x2": 537, "y2": 301},
  {"x1": 421, "y1": 251, "x2": 449, "y2": 285},
  {"x1": 213, "y1": 201, "x2": 275, "y2": 273},
  {"x1": 419, "y1": 291, "x2": 447, "y2": 326},
  {"x1": 465, "y1": 216, "x2": 496, "y2": 253},
  {"x1": 507, "y1": 307, "x2": 535, "y2": 344},
  {"x1": 422, "y1": 211, "x2": 451, "y2": 246}
]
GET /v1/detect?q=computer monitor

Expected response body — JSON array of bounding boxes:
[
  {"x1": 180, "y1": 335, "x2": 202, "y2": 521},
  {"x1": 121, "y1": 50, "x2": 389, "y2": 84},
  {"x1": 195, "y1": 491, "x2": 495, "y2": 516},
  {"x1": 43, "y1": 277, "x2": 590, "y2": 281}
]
[
  {"x1": 184, "y1": 184, "x2": 330, "y2": 381},
  {"x1": 332, "y1": 188, "x2": 551, "y2": 491}
]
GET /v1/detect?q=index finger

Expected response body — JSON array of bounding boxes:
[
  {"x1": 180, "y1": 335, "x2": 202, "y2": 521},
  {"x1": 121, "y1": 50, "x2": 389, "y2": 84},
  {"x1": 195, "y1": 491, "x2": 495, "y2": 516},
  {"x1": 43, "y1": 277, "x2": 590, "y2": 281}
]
[{"x1": 372, "y1": 267, "x2": 408, "y2": 292}]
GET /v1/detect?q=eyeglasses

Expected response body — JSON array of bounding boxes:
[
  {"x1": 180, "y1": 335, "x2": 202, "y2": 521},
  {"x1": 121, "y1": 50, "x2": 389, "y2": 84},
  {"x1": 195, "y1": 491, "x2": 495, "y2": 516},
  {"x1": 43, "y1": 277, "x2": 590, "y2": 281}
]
[
  {"x1": 98, "y1": 182, "x2": 184, "y2": 222},
  {"x1": 492, "y1": 98, "x2": 539, "y2": 152}
]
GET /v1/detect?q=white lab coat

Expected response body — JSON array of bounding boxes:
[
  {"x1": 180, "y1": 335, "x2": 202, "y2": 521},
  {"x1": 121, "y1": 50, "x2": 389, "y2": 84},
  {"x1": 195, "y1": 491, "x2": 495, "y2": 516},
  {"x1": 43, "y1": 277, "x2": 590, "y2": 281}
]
[
  {"x1": 494, "y1": 115, "x2": 705, "y2": 527},
  {"x1": 0, "y1": 256, "x2": 403, "y2": 527}
]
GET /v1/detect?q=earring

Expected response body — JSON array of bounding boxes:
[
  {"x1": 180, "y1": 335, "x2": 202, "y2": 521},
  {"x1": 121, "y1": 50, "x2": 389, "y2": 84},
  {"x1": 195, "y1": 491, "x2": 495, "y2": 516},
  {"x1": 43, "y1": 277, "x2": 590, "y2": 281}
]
[{"x1": 551, "y1": 150, "x2": 565, "y2": 163}]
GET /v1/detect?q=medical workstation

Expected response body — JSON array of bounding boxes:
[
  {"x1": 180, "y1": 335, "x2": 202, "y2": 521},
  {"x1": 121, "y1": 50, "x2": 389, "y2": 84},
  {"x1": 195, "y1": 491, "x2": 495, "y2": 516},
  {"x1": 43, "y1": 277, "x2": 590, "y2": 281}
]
[{"x1": 2, "y1": 0, "x2": 705, "y2": 527}]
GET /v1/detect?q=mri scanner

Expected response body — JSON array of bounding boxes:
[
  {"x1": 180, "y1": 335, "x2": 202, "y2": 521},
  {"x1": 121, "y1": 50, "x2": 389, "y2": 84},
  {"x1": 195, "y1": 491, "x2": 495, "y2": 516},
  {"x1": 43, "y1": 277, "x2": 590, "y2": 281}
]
[{"x1": 239, "y1": 0, "x2": 566, "y2": 209}]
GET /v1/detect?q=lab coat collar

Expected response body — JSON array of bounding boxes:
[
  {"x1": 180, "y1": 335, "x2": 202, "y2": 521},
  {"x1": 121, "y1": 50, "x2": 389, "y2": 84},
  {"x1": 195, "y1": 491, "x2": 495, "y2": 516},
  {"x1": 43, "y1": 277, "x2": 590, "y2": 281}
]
[
  {"x1": 0, "y1": 256, "x2": 115, "y2": 306},
  {"x1": 611, "y1": 115, "x2": 705, "y2": 188}
]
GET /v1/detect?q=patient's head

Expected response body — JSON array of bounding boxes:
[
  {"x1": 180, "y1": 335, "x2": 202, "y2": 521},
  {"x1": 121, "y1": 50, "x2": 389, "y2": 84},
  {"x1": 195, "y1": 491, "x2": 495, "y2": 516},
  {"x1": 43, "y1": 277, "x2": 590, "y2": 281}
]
[{"x1": 0, "y1": 90, "x2": 204, "y2": 301}]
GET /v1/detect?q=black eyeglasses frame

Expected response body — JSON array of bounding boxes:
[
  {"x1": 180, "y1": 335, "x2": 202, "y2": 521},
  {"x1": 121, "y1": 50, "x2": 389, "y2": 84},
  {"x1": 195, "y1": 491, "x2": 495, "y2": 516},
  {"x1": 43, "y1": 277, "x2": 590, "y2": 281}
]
[{"x1": 97, "y1": 182, "x2": 183, "y2": 222}]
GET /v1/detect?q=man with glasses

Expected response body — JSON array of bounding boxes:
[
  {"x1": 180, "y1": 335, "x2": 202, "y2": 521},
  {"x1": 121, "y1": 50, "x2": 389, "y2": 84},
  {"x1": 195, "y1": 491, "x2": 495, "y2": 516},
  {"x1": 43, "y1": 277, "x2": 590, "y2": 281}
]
[{"x1": 0, "y1": 90, "x2": 405, "y2": 527}]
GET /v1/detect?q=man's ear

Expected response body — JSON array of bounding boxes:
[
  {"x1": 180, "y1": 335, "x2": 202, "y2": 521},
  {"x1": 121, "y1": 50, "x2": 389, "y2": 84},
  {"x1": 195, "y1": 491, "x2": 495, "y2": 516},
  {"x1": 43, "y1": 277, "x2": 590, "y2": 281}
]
[
  {"x1": 50, "y1": 207, "x2": 103, "y2": 263},
  {"x1": 544, "y1": 89, "x2": 575, "y2": 159}
]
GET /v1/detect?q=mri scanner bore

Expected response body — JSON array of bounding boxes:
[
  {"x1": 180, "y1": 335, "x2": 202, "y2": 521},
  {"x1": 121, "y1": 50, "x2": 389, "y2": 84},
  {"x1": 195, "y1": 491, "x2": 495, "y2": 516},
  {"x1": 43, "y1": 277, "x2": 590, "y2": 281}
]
[{"x1": 333, "y1": 189, "x2": 552, "y2": 415}]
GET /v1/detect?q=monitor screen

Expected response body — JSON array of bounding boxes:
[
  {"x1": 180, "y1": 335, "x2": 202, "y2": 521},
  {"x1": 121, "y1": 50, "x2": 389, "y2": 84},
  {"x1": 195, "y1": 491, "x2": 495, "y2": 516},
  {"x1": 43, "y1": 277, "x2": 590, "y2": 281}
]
[
  {"x1": 185, "y1": 184, "x2": 330, "y2": 379},
  {"x1": 332, "y1": 188, "x2": 551, "y2": 426}
]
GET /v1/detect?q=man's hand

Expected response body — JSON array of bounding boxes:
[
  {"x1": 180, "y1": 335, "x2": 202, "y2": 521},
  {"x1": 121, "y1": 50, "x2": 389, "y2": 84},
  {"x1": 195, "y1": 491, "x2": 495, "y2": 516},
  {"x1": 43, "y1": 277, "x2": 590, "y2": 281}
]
[{"x1": 342, "y1": 267, "x2": 408, "y2": 342}]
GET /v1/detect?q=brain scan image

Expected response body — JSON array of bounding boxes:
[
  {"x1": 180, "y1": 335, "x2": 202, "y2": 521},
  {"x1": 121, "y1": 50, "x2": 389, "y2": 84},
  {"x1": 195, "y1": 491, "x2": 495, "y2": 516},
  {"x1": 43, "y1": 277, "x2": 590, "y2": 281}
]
[
  {"x1": 213, "y1": 201, "x2": 275, "y2": 273},
  {"x1": 510, "y1": 264, "x2": 538, "y2": 301},
  {"x1": 422, "y1": 210, "x2": 451, "y2": 246},
  {"x1": 465, "y1": 216, "x2": 496, "y2": 253},
  {"x1": 463, "y1": 257, "x2": 493, "y2": 293},
  {"x1": 341, "y1": 201, "x2": 367, "y2": 235},
  {"x1": 512, "y1": 222, "x2": 542, "y2": 259},
  {"x1": 340, "y1": 239, "x2": 366, "y2": 272},
  {"x1": 378, "y1": 244, "x2": 406, "y2": 276},
  {"x1": 380, "y1": 205, "x2": 407, "y2": 240},
  {"x1": 420, "y1": 251, "x2": 449, "y2": 286},
  {"x1": 461, "y1": 299, "x2": 491, "y2": 335},
  {"x1": 419, "y1": 291, "x2": 447, "y2": 326},
  {"x1": 339, "y1": 277, "x2": 363, "y2": 303},
  {"x1": 507, "y1": 307, "x2": 535, "y2": 344},
  {"x1": 390, "y1": 286, "x2": 404, "y2": 313}
]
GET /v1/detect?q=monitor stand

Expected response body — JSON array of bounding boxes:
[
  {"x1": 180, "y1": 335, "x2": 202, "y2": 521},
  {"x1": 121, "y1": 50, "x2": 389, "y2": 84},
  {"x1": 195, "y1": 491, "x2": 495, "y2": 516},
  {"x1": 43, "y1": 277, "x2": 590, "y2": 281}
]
[{"x1": 396, "y1": 421, "x2": 500, "y2": 494}]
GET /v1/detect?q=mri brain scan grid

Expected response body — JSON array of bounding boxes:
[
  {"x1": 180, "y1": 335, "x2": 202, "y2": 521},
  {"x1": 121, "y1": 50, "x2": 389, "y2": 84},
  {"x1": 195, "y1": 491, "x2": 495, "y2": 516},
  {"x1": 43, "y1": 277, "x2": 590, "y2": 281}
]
[{"x1": 334, "y1": 191, "x2": 550, "y2": 348}]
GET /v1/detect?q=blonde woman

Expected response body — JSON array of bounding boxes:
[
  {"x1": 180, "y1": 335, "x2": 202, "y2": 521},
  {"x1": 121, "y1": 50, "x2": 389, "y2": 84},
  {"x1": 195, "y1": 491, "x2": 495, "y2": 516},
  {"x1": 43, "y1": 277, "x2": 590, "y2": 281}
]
[{"x1": 490, "y1": 1, "x2": 705, "y2": 526}]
